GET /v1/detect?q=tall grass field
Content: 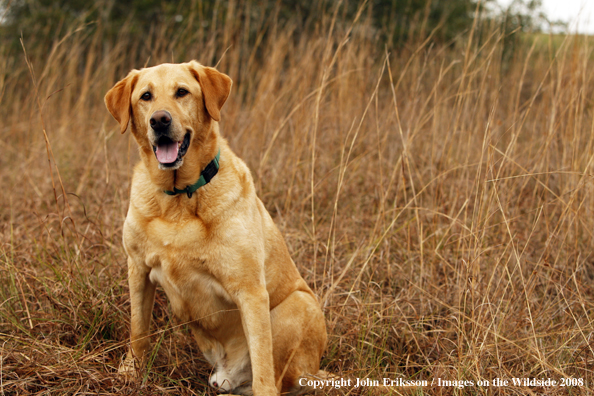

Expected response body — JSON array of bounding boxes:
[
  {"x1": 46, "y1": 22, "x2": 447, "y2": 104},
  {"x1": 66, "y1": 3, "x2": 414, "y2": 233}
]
[{"x1": 1, "y1": 2, "x2": 593, "y2": 395}]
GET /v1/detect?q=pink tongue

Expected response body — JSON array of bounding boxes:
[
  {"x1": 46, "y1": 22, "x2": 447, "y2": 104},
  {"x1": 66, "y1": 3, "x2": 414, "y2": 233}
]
[{"x1": 155, "y1": 142, "x2": 179, "y2": 163}]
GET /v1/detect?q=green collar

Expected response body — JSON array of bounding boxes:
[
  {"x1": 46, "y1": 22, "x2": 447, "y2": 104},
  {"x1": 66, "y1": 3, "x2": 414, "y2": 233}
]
[{"x1": 163, "y1": 150, "x2": 220, "y2": 198}]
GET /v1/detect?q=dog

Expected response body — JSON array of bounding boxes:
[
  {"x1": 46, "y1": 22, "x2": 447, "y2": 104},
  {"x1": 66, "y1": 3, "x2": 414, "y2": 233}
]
[{"x1": 104, "y1": 61, "x2": 327, "y2": 396}]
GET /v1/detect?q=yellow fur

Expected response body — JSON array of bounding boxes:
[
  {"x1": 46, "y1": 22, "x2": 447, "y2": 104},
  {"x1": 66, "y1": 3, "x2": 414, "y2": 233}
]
[{"x1": 105, "y1": 61, "x2": 327, "y2": 396}]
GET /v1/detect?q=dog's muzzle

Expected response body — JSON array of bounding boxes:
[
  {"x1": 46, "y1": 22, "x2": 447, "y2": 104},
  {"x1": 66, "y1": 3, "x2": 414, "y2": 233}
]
[{"x1": 150, "y1": 110, "x2": 190, "y2": 168}]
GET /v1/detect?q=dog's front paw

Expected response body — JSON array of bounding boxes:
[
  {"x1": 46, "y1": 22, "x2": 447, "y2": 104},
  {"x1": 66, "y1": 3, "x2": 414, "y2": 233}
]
[{"x1": 118, "y1": 354, "x2": 138, "y2": 378}]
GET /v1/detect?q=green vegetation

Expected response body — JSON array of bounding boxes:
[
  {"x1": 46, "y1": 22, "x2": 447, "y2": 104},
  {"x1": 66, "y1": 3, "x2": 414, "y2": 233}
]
[{"x1": 1, "y1": 0, "x2": 557, "y2": 52}]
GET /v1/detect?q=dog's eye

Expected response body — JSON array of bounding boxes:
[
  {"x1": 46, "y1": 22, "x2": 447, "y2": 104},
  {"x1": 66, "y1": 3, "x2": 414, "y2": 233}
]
[
  {"x1": 141, "y1": 92, "x2": 152, "y2": 101},
  {"x1": 176, "y1": 88, "x2": 189, "y2": 98}
]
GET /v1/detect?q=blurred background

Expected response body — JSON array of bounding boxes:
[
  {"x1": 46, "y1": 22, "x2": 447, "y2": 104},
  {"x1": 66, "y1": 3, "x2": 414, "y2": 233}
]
[{"x1": 0, "y1": 0, "x2": 576, "y2": 57}]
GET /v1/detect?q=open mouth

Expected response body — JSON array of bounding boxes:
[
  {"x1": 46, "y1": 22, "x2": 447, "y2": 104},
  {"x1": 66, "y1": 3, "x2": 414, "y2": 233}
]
[{"x1": 153, "y1": 132, "x2": 191, "y2": 168}]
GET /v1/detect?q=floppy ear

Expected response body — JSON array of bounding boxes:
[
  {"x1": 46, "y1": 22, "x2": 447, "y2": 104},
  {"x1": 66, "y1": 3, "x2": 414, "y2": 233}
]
[
  {"x1": 104, "y1": 70, "x2": 139, "y2": 134},
  {"x1": 188, "y1": 61, "x2": 232, "y2": 122}
]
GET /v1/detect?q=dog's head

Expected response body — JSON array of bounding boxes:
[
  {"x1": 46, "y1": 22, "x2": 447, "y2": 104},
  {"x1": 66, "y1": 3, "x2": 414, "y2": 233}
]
[{"x1": 105, "y1": 61, "x2": 232, "y2": 170}]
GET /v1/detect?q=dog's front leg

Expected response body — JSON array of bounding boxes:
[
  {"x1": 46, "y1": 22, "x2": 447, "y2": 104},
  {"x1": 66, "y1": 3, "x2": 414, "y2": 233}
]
[
  {"x1": 236, "y1": 287, "x2": 278, "y2": 396},
  {"x1": 120, "y1": 258, "x2": 157, "y2": 375}
]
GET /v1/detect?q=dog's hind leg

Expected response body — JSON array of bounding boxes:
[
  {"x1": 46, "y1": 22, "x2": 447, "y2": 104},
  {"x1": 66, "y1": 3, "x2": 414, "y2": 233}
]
[
  {"x1": 212, "y1": 336, "x2": 252, "y2": 395},
  {"x1": 190, "y1": 323, "x2": 252, "y2": 395},
  {"x1": 270, "y1": 290, "x2": 327, "y2": 395}
]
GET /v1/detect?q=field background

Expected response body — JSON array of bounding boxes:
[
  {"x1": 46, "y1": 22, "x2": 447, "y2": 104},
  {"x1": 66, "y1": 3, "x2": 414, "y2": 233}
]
[{"x1": 1, "y1": 0, "x2": 594, "y2": 395}]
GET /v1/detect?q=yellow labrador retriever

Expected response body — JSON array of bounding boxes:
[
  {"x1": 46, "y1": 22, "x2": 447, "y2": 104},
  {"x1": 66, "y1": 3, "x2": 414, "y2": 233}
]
[{"x1": 104, "y1": 61, "x2": 327, "y2": 396}]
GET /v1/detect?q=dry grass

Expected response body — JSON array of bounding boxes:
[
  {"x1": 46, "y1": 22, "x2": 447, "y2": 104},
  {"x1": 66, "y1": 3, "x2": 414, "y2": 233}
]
[{"x1": 1, "y1": 2, "x2": 594, "y2": 395}]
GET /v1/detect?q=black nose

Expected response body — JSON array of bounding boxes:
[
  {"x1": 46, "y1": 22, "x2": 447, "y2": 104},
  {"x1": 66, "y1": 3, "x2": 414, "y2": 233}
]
[{"x1": 150, "y1": 110, "x2": 172, "y2": 130}]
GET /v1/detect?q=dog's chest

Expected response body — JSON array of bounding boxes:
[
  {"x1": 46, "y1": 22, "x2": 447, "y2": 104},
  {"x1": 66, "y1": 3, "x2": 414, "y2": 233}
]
[
  {"x1": 148, "y1": 264, "x2": 235, "y2": 327},
  {"x1": 125, "y1": 215, "x2": 237, "y2": 328}
]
